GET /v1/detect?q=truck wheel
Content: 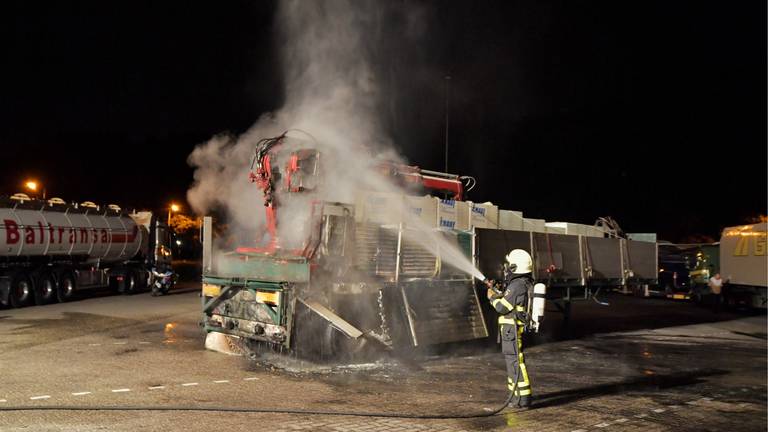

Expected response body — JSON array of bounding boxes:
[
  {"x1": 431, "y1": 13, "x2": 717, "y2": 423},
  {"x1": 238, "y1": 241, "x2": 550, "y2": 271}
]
[
  {"x1": 9, "y1": 273, "x2": 34, "y2": 308},
  {"x1": 291, "y1": 302, "x2": 341, "y2": 361},
  {"x1": 123, "y1": 271, "x2": 138, "y2": 295},
  {"x1": 34, "y1": 272, "x2": 58, "y2": 305},
  {"x1": 57, "y1": 273, "x2": 76, "y2": 303},
  {"x1": 109, "y1": 276, "x2": 120, "y2": 293}
]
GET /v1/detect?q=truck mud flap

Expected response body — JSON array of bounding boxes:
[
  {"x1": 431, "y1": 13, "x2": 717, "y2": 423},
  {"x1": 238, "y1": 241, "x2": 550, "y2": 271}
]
[
  {"x1": 400, "y1": 279, "x2": 488, "y2": 346},
  {"x1": 297, "y1": 298, "x2": 364, "y2": 339}
]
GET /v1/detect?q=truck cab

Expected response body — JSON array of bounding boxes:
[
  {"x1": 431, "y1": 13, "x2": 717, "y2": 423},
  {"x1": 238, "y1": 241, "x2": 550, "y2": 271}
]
[{"x1": 656, "y1": 243, "x2": 691, "y2": 299}]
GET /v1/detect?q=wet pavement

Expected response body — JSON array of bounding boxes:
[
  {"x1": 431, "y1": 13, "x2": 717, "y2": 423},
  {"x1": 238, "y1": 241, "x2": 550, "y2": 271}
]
[{"x1": 0, "y1": 284, "x2": 765, "y2": 431}]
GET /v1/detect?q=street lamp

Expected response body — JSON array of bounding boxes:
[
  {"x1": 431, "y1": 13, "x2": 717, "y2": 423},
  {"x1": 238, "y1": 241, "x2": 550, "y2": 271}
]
[
  {"x1": 168, "y1": 203, "x2": 180, "y2": 226},
  {"x1": 24, "y1": 180, "x2": 46, "y2": 199}
]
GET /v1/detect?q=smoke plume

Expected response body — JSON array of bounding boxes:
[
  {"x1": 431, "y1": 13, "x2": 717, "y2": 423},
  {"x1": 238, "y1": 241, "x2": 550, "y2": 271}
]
[
  {"x1": 187, "y1": 0, "x2": 481, "y2": 281},
  {"x1": 188, "y1": 1, "x2": 406, "y2": 241}
]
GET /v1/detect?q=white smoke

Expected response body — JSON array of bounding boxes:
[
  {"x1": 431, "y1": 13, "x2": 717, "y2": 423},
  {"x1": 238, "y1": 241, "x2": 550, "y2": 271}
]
[
  {"x1": 188, "y1": 1, "x2": 408, "y2": 244},
  {"x1": 187, "y1": 1, "x2": 481, "y2": 280}
]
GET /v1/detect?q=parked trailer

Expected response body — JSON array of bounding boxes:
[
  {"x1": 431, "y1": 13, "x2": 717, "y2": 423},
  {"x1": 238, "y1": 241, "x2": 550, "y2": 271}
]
[
  {"x1": 719, "y1": 223, "x2": 767, "y2": 309},
  {"x1": 473, "y1": 228, "x2": 657, "y2": 322},
  {"x1": 0, "y1": 195, "x2": 175, "y2": 307}
]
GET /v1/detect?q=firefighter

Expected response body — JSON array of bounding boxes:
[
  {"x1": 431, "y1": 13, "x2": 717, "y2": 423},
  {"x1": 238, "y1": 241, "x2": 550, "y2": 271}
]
[{"x1": 486, "y1": 249, "x2": 533, "y2": 408}]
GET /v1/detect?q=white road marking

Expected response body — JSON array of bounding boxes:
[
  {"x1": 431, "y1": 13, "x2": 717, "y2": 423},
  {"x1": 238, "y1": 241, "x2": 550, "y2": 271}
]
[
  {"x1": 88, "y1": 343, "x2": 101, "y2": 346},
  {"x1": 111, "y1": 388, "x2": 131, "y2": 393},
  {"x1": 738, "y1": 403, "x2": 750, "y2": 408},
  {"x1": 701, "y1": 397, "x2": 712, "y2": 401},
  {"x1": 652, "y1": 408, "x2": 666, "y2": 413},
  {"x1": 139, "y1": 342, "x2": 151, "y2": 345},
  {"x1": 181, "y1": 383, "x2": 199, "y2": 387},
  {"x1": 113, "y1": 342, "x2": 128, "y2": 345},
  {"x1": 635, "y1": 414, "x2": 648, "y2": 418},
  {"x1": 213, "y1": 380, "x2": 230, "y2": 384},
  {"x1": 71, "y1": 392, "x2": 92, "y2": 396},
  {"x1": 149, "y1": 386, "x2": 166, "y2": 390},
  {"x1": 0, "y1": 399, "x2": 7, "y2": 403},
  {"x1": 571, "y1": 429, "x2": 587, "y2": 432},
  {"x1": 740, "y1": 388, "x2": 748, "y2": 392},
  {"x1": 595, "y1": 423, "x2": 610, "y2": 428},
  {"x1": 243, "y1": 377, "x2": 259, "y2": 381},
  {"x1": 30, "y1": 395, "x2": 51, "y2": 400},
  {"x1": 686, "y1": 401, "x2": 698, "y2": 405},
  {"x1": 668, "y1": 405, "x2": 681, "y2": 409},
  {"x1": 615, "y1": 418, "x2": 628, "y2": 423}
]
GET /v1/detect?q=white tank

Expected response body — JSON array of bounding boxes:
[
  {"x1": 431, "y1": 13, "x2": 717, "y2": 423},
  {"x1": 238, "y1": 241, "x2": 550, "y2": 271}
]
[
  {"x1": 531, "y1": 283, "x2": 547, "y2": 332},
  {"x1": 0, "y1": 202, "x2": 145, "y2": 263}
]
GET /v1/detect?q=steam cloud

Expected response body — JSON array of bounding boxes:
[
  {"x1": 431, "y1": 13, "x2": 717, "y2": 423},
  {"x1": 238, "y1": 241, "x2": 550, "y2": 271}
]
[
  {"x1": 186, "y1": 0, "x2": 482, "y2": 280},
  {"x1": 188, "y1": 1, "x2": 405, "y2": 242}
]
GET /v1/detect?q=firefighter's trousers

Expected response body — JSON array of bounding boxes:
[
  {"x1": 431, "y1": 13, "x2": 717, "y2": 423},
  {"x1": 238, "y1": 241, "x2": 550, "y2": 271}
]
[{"x1": 500, "y1": 321, "x2": 531, "y2": 397}]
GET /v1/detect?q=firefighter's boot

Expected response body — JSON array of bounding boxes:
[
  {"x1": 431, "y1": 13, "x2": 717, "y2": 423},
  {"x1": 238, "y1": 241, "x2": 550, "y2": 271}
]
[{"x1": 517, "y1": 395, "x2": 531, "y2": 409}]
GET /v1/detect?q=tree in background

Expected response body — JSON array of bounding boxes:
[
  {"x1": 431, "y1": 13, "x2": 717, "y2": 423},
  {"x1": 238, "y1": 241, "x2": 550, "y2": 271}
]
[{"x1": 169, "y1": 214, "x2": 202, "y2": 260}]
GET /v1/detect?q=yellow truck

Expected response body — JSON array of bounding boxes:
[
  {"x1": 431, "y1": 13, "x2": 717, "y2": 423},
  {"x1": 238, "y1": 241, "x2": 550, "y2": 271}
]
[{"x1": 719, "y1": 223, "x2": 767, "y2": 309}]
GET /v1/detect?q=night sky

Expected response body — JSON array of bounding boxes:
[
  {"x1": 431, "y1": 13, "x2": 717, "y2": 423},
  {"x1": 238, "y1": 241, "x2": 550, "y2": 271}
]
[{"x1": 1, "y1": 1, "x2": 765, "y2": 242}]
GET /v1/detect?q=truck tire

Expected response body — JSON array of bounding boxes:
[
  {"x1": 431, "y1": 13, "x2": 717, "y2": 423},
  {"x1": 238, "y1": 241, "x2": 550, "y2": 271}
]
[
  {"x1": 34, "y1": 272, "x2": 58, "y2": 305},
  {"x1": 57, "y1": 272, "x2": 76, "y2": 303},
  {"x1": 123, "y1": 271, "x2": 138, "y2": 295},
  {"x1": 9, "y1": 272, "x2": 34, "y2": 308},
  {"x1": 108, "y1": 276, "x2": 120, "y2": 293},
  {"x1": 291, "y1": 301, "x2": 340, "y2": 361}
]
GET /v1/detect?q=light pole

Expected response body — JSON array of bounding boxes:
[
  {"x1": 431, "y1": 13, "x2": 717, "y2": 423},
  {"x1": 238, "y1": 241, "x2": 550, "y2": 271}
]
[
  {"x1": 168, "y1": 203, "x2": 180, "y2": 226},
  {"x1": 444, "y1": 75, "x2": 451, "y2": 174}
]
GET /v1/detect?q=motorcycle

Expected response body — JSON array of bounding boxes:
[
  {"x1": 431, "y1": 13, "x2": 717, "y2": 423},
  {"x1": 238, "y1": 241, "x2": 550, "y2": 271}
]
[{"x1": 151, "y1": 269, "x2": 176, "y2": 296}]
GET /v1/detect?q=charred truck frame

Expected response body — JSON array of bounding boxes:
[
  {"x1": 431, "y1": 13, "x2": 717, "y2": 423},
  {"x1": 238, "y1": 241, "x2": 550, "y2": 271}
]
[{"x1": 201, "y1": 133, "x2": 658, "y2": 358}]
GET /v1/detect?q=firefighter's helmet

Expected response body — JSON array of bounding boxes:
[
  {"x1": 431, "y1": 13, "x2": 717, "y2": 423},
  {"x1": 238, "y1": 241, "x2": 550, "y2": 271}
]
[{"x1": 505, "y1": 249, "x2": 533, "y2": 274}]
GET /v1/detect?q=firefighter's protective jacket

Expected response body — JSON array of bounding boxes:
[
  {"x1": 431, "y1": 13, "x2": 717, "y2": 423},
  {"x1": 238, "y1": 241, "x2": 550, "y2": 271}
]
[{"x1": 491, "y1": 273, "x2": 530, "y2": 326}]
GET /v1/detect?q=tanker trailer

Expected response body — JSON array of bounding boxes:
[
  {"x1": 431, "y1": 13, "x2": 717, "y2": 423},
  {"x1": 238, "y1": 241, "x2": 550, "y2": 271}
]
[{"x1": 0, "y1": 194, "x2": 175, "y2": 307}]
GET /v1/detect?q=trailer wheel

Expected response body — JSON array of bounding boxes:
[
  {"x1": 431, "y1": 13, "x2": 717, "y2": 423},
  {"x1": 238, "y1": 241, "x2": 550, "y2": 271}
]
[
  {"x1": 123, "y1": 271, "x2": 138, "y2": 295},
  {"x1": 9, "y1": 272, "x2": 34, "y2": 308},
  {"x1": 57, "y1": 273, "x2": 76, "y2": 303},
  {"x1": 108, "y1": 276, "x2": 120, "y2": 293},
  {"x1": 34, "y1": 272, "x2": 58, "y2": 305}
]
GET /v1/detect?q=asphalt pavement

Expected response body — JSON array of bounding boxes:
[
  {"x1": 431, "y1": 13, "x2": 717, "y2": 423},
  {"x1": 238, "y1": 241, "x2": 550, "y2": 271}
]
[{"x1": 0, "y1": 282, "x2": 765, "y2": 431}]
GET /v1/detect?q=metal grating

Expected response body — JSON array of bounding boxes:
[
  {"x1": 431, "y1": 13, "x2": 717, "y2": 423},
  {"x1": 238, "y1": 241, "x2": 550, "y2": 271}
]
[{"x1": 400, "y1": 279, "x2": 488, "y2": 346}]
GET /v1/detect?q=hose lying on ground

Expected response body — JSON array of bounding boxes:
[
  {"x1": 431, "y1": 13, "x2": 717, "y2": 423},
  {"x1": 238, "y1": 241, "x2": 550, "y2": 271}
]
[{"x1": 0, "y1": 388, "x2": 519, "y2": 419}]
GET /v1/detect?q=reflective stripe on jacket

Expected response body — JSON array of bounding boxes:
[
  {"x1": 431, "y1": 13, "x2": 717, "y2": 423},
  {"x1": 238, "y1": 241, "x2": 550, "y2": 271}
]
[{"x1": 491, "y1": 276, "x2": 531, "y2": 325}]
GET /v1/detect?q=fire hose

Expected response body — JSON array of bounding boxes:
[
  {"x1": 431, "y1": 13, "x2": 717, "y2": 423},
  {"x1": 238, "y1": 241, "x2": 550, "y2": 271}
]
[{"x1": 0, "y1": 384, "x2": 519, "y2": 419}]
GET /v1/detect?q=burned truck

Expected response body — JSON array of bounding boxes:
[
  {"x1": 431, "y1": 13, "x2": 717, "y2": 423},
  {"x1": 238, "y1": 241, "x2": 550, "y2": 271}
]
[{"x1": 200, "y1": 133, "x2": 658, "y2": 358}]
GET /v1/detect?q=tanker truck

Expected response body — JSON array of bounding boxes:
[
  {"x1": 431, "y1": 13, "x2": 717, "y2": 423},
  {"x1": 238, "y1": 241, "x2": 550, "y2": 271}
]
[{"x1": 0, "y1": 194, "x2": 175, "y2": 308}]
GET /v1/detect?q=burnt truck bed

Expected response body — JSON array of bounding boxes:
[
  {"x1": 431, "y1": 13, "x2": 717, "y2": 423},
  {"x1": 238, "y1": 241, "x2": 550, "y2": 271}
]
[{"x1": 201, "y1": 215, "x2": 658, "y2": 358}]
